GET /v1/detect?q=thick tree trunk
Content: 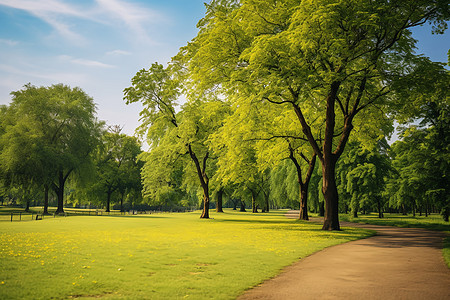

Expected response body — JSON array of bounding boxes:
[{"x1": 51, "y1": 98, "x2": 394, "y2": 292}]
[
  {"x1": 377, "y1": 197, "x2": 384, "y2": 218},
  {"x1": 353, "y1": 209, "x2": 358, "y2": 218},
  {"x1": 106, "y1": 190, "x2": 112, "y2": 212},
  {"x1": 240, "y1": 200, "x2": 246, "y2": 212},
  {"x1": 299, "y1": 187, "x2": 309, "y2": 220},
  {"x1": 251, "y1": 189, "x2": 258, "y2": 213},
  {"x1": 216, "y1": 189, "x2": 224, "y2": 213},
  {"x1": 291, "y1": 81, "x2": 345, "y2": 230},
  {"x1": 200, "y1": 194, "x2": 210, "y2": 218},
  {"x1": 322, "y1": 161, "x2": 340, "y2": 230},
  {"x1": 25, "y1": 199, "x2": 30, "y2": 212},
  {"x1": 55, "y1": 171, "x2": 65, "y2": 214},
  {"x1": 43, "y1": 184, "x2": 50, "y2": 215}
]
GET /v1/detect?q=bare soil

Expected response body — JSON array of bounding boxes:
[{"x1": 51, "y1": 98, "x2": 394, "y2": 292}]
[{"x1": 238, "y1": 212, "x2": 450, "y2": 300}]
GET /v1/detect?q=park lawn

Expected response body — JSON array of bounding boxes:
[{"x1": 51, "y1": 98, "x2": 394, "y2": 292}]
[
  {"x1": 1, "y1": 209, "x2": 372, "y2": 299},
  {"x1": 340, "y1": 213, "x2": 450, "y2": 268}
]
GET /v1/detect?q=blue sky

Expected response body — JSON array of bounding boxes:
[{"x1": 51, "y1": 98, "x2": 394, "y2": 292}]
[{"x1": 0, "y1": 0, "x2": 449, "y2": 137}]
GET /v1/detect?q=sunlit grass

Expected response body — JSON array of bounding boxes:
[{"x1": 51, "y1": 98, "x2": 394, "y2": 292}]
[
  {"x1": 0, "y1": 209, "x2": 372, "y2": 299},
  {"x1": 340, "y1": 213, "x2": 450, "y2": 268}
]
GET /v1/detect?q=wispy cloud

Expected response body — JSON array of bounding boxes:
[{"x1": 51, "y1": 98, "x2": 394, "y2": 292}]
[
  {"x1": 0, "y1": 63, "x2": 87, "y2": 83},
  {"x1": 106, "y1": 49, "x2": 132, "y2": 56},
  {"x1": 0, "y1": 0, "x2": 90, "y2": 44},
  {"x1": 95, "y1": 0, "x2": 167, "y2": 45},
  {"x1": 58, "y1": 55, "x2": 115, "y2": 68},
  {"x1": 0, "y1": 39, "x2": 19, "y2": 46},
  {"x1": 0, "y1": 0, "x2": 167, "y2": 45}
]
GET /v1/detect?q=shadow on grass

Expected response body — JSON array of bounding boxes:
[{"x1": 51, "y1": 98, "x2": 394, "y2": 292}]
[
  {"x1": 215, "y1": 218, "x2": 373, "y2": 239},
  {"x1": 340, "y1": 215, "x2": 450, "y2": 232},
  {"x1": 104, "y1": 214, "x2": 170, "y2": 219}
]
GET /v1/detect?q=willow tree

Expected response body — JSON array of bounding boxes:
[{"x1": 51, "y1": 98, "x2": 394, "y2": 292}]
[
  {"x1": 179, "y1": 0, "x2": 449, "y2": 230},
  {"x1": 1, "y1": 84, "x2": 101, "y2": 214}
]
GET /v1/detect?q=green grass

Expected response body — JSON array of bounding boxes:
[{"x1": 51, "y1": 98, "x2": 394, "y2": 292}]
[
  {"x1": 340, "y1": 213, "x2": 450, "y2": 268},
  {"x1": 0, "y1": 209, "x2": 372, "y2": 299}
]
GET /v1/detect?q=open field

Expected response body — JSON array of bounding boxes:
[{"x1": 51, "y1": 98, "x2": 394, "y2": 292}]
[
  {"x1": 0, "y1": 209, "x2": 372, "y2": 299},
  {"x1": 340, "y1": 213, "x2": 450, "y2": 267}
]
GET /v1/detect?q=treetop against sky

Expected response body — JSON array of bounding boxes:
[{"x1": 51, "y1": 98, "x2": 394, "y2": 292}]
[{"x1": 0, "y1": 0, "x2": 449, "y2": 138}]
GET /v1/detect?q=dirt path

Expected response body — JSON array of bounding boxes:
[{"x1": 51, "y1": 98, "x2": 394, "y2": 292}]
[{"x1": 238, "y1": 212, "x2": 450, "y2": 300}]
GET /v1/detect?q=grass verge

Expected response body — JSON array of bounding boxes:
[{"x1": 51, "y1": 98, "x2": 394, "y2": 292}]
[
  {"x1": 0, "y1": 209, "x2": 372, "y2": 299},
  {"x1": 340, "y1": 213, "x2": 450, "y2": 268}
]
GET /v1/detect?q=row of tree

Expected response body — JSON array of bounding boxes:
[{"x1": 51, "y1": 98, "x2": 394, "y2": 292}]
[
  {"x1": 0, "y1": 84, "x2": 143, "y2": 214},
  {"x1": 123, "y1": 0, "x2": 449, "y2": 229},
  {"x1": 1, "y1": 1, "x2": 448, "y2": 229}
]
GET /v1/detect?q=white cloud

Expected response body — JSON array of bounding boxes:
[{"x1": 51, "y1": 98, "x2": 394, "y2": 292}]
[
  {"x1": 0, "y1": 39, "x2": 19, "y2": 46},
  {"x1": 0, "y1": 0, "x2": 86, "y2": 17},
  {"x1": 71, "y1": 58, "x2": 115, "y2": 68},
  {"x1": 0, "y1": 0, "x2": 168, "y2": 45},
  {"x1": 0, "y1": 0, "x2": 92, "y2": 44},
  {"x1": 58, "y1": 55, "x2": 115, "y2": 68},
  {"x1": 0, "y1": 63, "x2": 87, "y2": 83},
  {"x1": 106, "y1": 49, "x2": 132, "y2": 56},
  {"x1": 95, "y1": 0, "x2": 167, "y2": 45}
]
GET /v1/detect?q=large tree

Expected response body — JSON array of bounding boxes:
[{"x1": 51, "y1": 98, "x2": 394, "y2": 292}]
[
  {"x1": 124, "y1": 63, "x2": 231, "y2": 218},
  {"x1": 179, "y1": 0, "x2": 449, "y2": 230},
  {"x1": 0, "y1": 84, "x2": 101, "y2": 214}
]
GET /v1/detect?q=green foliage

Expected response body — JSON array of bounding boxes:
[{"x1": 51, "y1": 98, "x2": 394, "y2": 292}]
[
  {"x1": 79, "y1": 126, "x2": 143, "y2": 211},
  {"x1": 179, "y1": 0, "x2": 449, "y2": 229},
  {"x1": 124, "y1": 63, "x2": 232, "y2": 215},
  {"x1": 337, "y1": 141, "x2": 392, "y2": 217},
  {"x1": 0, "y1": 84, "x2": 102, "y2": 212},
  {"x1": 388, "y1": 122, "x2": 449, "y2": 219}
]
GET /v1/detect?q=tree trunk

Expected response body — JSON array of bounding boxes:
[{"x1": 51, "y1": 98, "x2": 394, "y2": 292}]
[
  {"x1": 188, "y1": 145, "x2": 210, "y2": 219},
  {"x1": 25, "y1": 199, "x2": 30, "y2": 212},
  {"x1": 319, "y1": 200, "x2": 325, "y2": 217},
  {"x1": 200, "y1": 194, "x2": 210, "y2": 218},
  {"x1": 43, "y1": 184, "x2": 50, "y2": 215},
  {"x1": 377, "y1": 197, "x2": 384, "y2": 218},
  {"x1": 264, "y1": 192, "x2": 270, "y2": 213},
  {"x1": 442, "y1": 206, "x2": 449, "y2": 222},
  {"x1": 55, "y1": 171, "x2": 65, "y2": 214},
  {"x1": 289, "y1": 150, "x2": 316, "y2": 221},
  {"x1": 106, "y1": 190, "x2": 112, "y2": 212},
  {"x1": 216, "y1": 189, "x2": 224, "y2": 213},
  {"x1": 232, "y1": 199, "x2": 237, "y2": 210},
  {"x1": 251, "y1": 189, "x2": 258, "y2": 213},
  {"x1": 353, "y1": 208, "x2": 358, "y2": 218},
  {"x1": 120, "y1": 193, "x2": 124, "y2": 212},
  {"x1": 322, "y1": 161, "x2": 340, "y2": 230},
  {"x1": 240, "y1": 200, "x2": 246, "y2": 212},
  {"x1": 299, "y1": 187, "x2": 309, "y2": 220}
]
